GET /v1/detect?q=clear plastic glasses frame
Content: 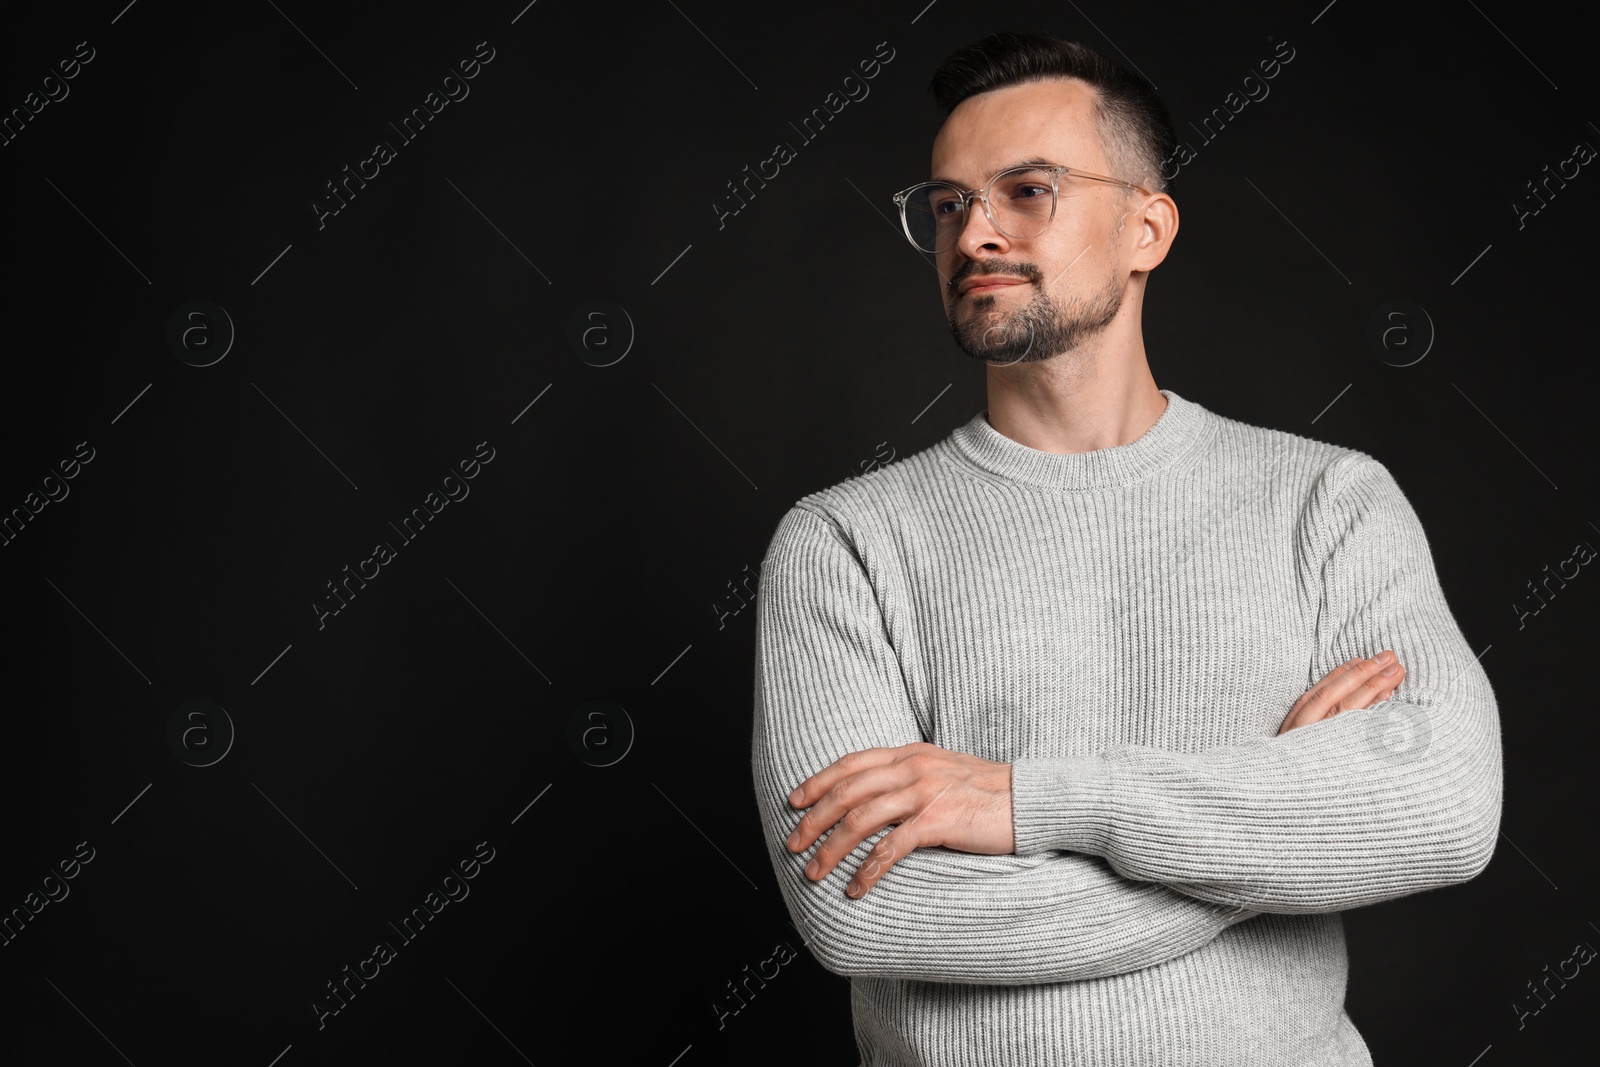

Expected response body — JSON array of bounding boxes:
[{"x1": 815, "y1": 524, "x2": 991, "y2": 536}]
[{"x1": 892, "y1": 163, "x2": 1151, "y2": 253}]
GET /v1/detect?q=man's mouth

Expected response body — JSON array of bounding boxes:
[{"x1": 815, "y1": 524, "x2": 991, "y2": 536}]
[{"x1": 958, "y1": 277, "x2": 1029, "y2": 298}]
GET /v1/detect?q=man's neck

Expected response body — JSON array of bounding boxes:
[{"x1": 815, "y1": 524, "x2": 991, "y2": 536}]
[{"x1": 983, "y1": 354, "x2": 1166, "y2": 456}]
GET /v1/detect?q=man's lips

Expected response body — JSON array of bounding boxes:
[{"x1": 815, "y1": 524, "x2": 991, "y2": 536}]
[{"x1": 958, "y1": 278, "x2": 1028, "y2": 297}]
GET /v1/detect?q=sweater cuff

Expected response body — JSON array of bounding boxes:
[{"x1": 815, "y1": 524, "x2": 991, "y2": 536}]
[{"x1": 1010, "y1": 755, "x2": 1116, "y2": 856}]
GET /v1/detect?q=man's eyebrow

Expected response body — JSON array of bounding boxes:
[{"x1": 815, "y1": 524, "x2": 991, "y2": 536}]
[{"x1": 928, "y1": 157, "x2": 1059, "y2": 186}]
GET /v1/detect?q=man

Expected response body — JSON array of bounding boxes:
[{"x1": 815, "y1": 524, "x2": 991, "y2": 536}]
[{"x1": 749, "y1": 30, "x2": 1502, "y2": 1067}]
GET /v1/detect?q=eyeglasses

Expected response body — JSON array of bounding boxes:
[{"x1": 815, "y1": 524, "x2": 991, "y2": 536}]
[{"x1": 892, "y1": 163, "x2": 1150, "y2": 253}]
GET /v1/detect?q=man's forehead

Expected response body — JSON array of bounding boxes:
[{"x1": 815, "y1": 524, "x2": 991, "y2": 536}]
[{"x1": 929, "y1": 78, "x2": 1102, "y2": 184}]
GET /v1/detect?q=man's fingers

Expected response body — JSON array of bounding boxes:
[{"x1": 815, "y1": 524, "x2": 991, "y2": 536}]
[
  {"x1": 1279, "y1": 652, "x2": 1403, "y2": 734},
  {"x1": 1339, "y1": 660, "x2": 1404, "y2": 712},
  {"x1": 1284, "y1": 658, "x2": 1354, "y2": 717},
  {"x1": 798, "y1": 789, "x2": 920, "y2": 885},
  {"x1": 787, "y1": 747, "x2": 891, "y2": 809},
  {"x1": 788, "y1": 743, "x2": 928, "y2": 809},
  {"x1": 1290, "y1": 654, "x2": 1387, "y2": 715},
  {"x1": 788, "y1": 745, "x2": 937, "y2": 850},
  {"x1": 788, "y1": 762, "x2": 909, "y2": 853},
  {"x1": 1354, "y1": 662, "x2": 1405, "y2": 707},
  {"x1": 847, "y1": 828, "x2": 914, "y2": 897},
  {"x1": 1282, "y1": 658, "x2": 1372, "y2": 731}
]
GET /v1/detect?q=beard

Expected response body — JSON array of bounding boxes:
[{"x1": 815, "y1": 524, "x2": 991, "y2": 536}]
[{"x1": 947, "y1": 266, "x2": 1123, "y2": 367}]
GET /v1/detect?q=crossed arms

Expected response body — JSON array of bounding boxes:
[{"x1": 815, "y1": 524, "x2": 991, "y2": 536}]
[{"x1": 749, "y1": 455, "x2": 1503, "y2": 985}]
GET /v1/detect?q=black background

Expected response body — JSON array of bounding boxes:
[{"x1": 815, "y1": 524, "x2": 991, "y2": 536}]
[{"x1": 3, "y1": 1, "x2": 1596, "y2": 1064}]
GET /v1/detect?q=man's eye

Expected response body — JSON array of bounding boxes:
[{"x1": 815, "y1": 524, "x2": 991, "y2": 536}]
[{"x1": 1013, "y1": 184, "x2": 1050, "y2": 200}]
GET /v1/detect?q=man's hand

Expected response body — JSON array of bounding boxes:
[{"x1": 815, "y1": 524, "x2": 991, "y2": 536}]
[
  {"x1": 1278, "y1": 649, "x2": 1406, "y2": 734},
  {"x1": 785, "y1": 742, "x2": 1013, "y2": 899}
]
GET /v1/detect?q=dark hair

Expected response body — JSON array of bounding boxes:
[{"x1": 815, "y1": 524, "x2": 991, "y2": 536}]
[{"x1": 928, "y1": 31, "x2": 1176, "y2": 194}]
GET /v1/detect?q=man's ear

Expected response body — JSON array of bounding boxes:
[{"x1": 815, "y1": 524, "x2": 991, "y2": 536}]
[{"x1": 1130, "y1": 192, "x2": 1179, "y2": 272}]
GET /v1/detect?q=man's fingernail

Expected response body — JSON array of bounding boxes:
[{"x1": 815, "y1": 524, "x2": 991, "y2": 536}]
[
  {"x1": 1381, "y1": 663, "x2": 1400, "y2": 676},
  {"x1": 789, "y1": 789, "x2": 803, "y2": 806},
  {"x1": 786, "y1": 833, "x2": 798, "y2": 850},
  {"x1": 806, "y1": 859, "x2": 819, "y2": 878},
  {"x1": 846, "y1": 880, "x2": 860, "y2": 897}
]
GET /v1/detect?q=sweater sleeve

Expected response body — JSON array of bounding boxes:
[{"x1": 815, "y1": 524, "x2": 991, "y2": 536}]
[
  {"x1": 751, "y1": 503, "x2": 1258, "y2": 985},
  {"x1": 1009, "y1": 455, "x2": 1504, "y2": 914}
]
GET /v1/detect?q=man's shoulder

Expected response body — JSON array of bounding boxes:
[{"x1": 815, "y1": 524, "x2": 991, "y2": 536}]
[
  {"x1": 1194, "y1": 396, "x2": 1386, "y2": 493},
  {"x1": 767, "y1": 429, "x2": 961, "y2": 554}
]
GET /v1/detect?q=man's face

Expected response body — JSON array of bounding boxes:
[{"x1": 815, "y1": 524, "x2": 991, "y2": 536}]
[{"x1": 929, "y1": 77, "x2": 1142, "y2": 367}]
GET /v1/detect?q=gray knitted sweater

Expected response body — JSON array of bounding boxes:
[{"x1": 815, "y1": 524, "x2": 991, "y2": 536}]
[{"x1": 750, "y1": 389, "x2": 1502, "y2": 1066}]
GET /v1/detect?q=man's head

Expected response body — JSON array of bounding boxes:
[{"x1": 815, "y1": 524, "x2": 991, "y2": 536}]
[{"x1": 918, "y1": 32, "x2": 1179, "y2": 370}]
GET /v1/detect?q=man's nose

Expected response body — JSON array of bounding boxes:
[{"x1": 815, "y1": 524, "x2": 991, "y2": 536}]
[{"x1": 955, "y1": 195, "x2": 1009, "y2": 256}]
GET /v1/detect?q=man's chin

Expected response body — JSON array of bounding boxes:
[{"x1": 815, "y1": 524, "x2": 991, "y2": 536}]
[{"x1": 952, "y1": 324, "x2": 1038, "y2": 365}]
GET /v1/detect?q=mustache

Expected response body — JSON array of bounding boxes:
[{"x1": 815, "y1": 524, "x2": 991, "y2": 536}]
[{"x1": 948, "y1": 261, "x2": 1041, "y2": 298}]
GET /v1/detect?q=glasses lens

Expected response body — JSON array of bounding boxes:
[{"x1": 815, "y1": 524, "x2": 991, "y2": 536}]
[
  {"x1": 989, "y1": 167, "x2": 1055, "y2": 239},
  {"x1": 901, "y1": 183, "x2": 965, "y2": 252}
]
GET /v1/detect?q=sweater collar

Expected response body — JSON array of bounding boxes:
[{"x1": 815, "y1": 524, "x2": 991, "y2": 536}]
[{"x1": 947, "y1": 389, "x2": 1208, "y2": 490}]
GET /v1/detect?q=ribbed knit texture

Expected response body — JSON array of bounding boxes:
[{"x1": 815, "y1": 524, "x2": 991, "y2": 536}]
[{"x1": 750, "y1": 389, "x2": 1503, "y2": 1066}]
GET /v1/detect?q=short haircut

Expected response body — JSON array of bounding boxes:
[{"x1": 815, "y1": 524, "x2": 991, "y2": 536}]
[{"x1": 928, "y1": 31, "x2": 1177, "y2": 194}]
